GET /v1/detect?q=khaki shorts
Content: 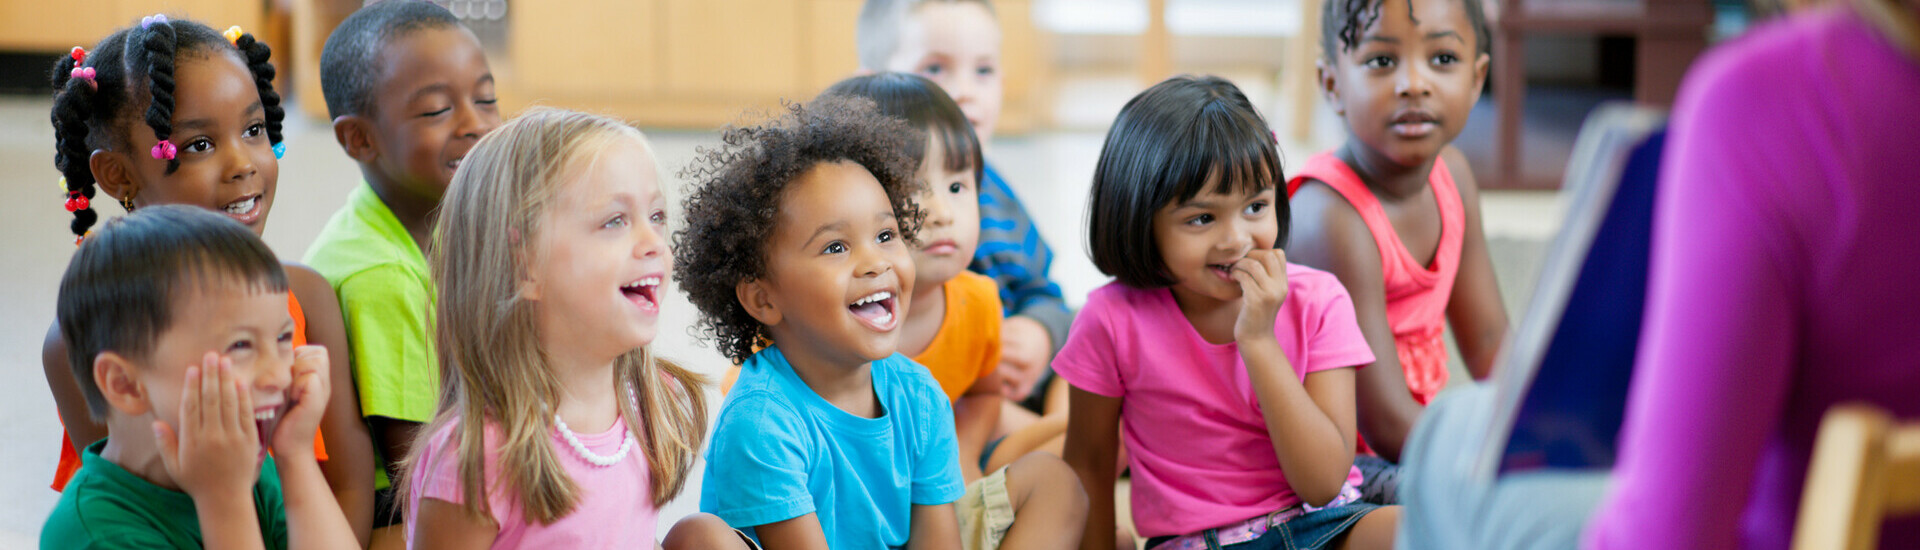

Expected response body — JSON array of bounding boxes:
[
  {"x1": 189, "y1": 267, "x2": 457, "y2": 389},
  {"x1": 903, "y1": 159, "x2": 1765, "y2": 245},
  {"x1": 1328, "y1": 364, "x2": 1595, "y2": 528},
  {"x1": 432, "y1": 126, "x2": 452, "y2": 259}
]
[{"x1": 955, "y1": 467, "x2": 1016, "y2": 550}]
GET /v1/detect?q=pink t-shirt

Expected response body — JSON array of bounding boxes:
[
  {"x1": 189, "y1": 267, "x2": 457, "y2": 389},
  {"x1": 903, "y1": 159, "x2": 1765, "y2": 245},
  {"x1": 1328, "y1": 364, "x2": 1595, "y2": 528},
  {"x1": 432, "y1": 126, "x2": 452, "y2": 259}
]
[
  {"x1": 1052, "y1": 265, "x2": 1376, "y2": 538},
  {"x1": 406, "y1": 416, "x2": 656, "y2": 548}
]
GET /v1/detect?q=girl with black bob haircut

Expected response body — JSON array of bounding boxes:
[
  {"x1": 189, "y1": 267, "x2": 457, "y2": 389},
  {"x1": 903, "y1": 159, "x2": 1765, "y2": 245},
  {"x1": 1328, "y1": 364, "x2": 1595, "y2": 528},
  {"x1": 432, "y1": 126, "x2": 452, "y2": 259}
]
[{"x1": 1058, "y1": 75, "x2": 1399, "y2": 550}]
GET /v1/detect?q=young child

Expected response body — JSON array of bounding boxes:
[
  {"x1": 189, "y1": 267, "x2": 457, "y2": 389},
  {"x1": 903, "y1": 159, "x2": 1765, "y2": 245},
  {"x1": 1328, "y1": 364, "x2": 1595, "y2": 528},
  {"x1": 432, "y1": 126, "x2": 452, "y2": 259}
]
[
  {"x1": 1284, "y1": 0, "x2": 1507, "y2": 492},
  {"x1": 1059, "y1": 76, "x2": 1398, "y2": 550},
  {"x1": 41, "y1": 15, "x2": 377, "y2": 543},
  {"x1": 397, "y1": 109, "x2": 743, "y2": 548},
  {"x1": 41, "y1": 205, "x2": 359, "y2": 550},
  {"x1": 821, "y1": 72, "x2": 1089, "y2": 549},
  {"x1": 857, "y1": 0, "x2": 1073, "y2": 421},
  {"x1": 681, "y1": 96, "x2": 973, "y2": 548},
  {"x1": 305, "y1": 1, "x2": 500, "y2": 537}
]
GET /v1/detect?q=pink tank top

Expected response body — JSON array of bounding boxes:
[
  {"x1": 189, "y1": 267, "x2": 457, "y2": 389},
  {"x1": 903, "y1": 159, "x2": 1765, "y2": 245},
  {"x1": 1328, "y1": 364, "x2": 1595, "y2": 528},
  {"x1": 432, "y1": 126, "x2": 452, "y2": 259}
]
[{"x1": 1287, "y1": 152, "x2": 1463, "y2": 405}]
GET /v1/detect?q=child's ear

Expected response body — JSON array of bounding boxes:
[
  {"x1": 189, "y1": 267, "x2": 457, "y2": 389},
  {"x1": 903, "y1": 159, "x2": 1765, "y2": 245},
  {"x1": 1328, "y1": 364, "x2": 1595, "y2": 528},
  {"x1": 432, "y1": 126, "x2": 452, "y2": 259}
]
[
  {"x1": 94, "y1": 352, "x2": 151, "y2": 417},
  {"x1": 736, "y1": 279, "x2": 783, "y2": 327},
  {"x1": 89, "y1": 150, "x2": 138, "y2": 209},
  {"x1": 332, "y1": 115, "x2": 379, "y2": 163},
  {"x1": 1471, "y1": 52, "x2": 1492, "y2": 100},
  {"x1": 1316, "y1": 59, "x2": 1344, "y2": 117}
]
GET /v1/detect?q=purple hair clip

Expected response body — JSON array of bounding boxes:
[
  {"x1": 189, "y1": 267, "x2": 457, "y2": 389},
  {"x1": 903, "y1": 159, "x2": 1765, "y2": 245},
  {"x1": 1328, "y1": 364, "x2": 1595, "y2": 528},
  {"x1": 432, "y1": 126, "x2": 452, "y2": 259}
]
[
  {"x1": 70, "y1": 67, "x2": 96, "y2": 90},
  {"x1": 140, "y1": 14, "x2": 169, "y2": 30},
  {"x1": 150, "y1": 140, "x2": 176, "y2": 160}
]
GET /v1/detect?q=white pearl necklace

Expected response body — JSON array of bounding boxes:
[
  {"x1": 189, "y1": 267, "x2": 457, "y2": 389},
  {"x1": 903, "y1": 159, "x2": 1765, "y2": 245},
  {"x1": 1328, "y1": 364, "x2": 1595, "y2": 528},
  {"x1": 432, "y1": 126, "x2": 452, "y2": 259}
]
[{"x1": 553, "y1": 414, "x2": 634, "y2": 467}]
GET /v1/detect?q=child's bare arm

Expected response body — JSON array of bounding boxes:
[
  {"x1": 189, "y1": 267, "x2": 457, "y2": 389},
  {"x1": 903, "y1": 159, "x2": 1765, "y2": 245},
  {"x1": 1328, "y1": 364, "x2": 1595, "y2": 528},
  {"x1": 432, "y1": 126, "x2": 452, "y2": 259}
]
[
  {"x1": 1233, "y1": 250, "x2": 1359, "y2": 504},
  {"x1": 1287, "y1": 182, "x2": 1423, "y2": 461},
  {"x1": 273, "y1": 346, "x2": 363, "y2": 550},
  {"x1": 954, "y1": 372, "x2": 1004, "y2": 482},
  {"x1": 906, "y1": 503, "x2": 962, "y2": 550},
  {"x1": 412, "y1": 498, "x2": 501, "y2": 549},
  {"x1": 1440, "y1": 147, "x2": 1509, "y2": 380},
  {"x1": 287, "y1": 264, "x2": 377, "y2": 546},
  {"x1": 753, "y1": 514, "x2": 832, "y2": 550},
  {"x1": 1062, "y1": 386, "x2": 1122, "y2": 550},
  {"x1": 43, "y1": 323, "x2": 108, "y2": 452},
  {"x1": 156, "y1": 354, "x2": 267, "y2": 550}
]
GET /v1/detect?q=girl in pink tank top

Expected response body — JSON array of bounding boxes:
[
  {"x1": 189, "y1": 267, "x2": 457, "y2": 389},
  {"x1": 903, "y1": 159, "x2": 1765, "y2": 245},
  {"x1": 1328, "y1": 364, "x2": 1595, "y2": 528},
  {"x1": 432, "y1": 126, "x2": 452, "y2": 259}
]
[{"x1": 1282, "y1": 0, "x2": 1511, "y2": 479}]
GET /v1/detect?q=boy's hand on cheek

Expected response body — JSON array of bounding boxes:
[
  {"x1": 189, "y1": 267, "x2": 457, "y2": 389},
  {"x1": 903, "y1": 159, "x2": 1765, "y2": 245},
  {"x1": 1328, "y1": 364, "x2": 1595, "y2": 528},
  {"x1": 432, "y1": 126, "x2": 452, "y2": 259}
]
[
  {"x1": 156, "y1": 353, "x2": 261, "y2": 502},
  {"x1": 271, "y1": 345, "x2": 330, "y2": 459},
  {"x1": 1231, "y1": 249, "x2": 1289, "y2": 343},
  {"x1": 998, "y1": 317, "x2": 1051, "y2": 400}
]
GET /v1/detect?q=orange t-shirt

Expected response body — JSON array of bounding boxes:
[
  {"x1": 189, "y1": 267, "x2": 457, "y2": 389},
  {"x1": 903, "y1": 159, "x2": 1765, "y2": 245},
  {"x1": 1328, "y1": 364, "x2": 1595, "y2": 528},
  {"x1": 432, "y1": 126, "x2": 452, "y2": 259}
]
[
  {"x1": 911, "y1": 271, "x2": 1004, "y2": 402},
  {"x1": 52, "y1": 292, "x2": 331, "y2": 491}
]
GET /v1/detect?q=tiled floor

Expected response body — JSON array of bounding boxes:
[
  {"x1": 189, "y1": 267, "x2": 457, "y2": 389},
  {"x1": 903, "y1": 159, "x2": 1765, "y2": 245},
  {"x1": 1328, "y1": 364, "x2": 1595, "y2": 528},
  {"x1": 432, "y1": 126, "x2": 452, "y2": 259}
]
[{"x1": 0, "y1": 75, "x2": 1567, "y2": 542}]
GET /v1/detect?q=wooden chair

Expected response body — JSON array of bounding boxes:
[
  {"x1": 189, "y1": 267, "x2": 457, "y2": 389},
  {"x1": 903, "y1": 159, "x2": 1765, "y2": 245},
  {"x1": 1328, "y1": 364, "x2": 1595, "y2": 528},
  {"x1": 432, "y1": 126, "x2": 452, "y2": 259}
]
[{"x1": 1792, "y1": 403, "x2": 1920, "y2": 550}]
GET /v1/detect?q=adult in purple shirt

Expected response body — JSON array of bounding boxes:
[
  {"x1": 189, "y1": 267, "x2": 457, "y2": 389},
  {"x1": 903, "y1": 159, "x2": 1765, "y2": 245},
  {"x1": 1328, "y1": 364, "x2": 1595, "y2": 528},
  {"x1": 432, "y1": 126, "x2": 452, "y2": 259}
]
[
  {"x1": 1396, "y1": 2, "x2": 1920, "y2": 548},
  {"x1": 1584, "y1": 0, "x2": 1920, "y2": 548}
]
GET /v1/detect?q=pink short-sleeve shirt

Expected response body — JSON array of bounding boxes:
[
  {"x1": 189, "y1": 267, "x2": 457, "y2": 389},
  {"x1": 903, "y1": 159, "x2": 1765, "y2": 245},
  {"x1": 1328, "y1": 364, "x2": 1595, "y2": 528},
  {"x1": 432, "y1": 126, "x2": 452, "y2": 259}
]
[{"x1": 407, "y1": 416, "x2": 656, "y2": 548}]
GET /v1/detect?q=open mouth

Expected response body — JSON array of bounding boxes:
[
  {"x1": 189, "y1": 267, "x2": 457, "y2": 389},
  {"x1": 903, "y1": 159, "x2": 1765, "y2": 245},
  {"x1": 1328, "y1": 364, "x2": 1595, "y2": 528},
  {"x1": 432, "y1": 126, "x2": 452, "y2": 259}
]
[
  {"x1": 222, "y1": 194, "x2": 261, "y2": 223},
  {"x1": 446, "y1": 157, "x2": 463, "y2": 174},
  {"x1": 1209, "y1": 263, "x2": 1236, "y2": 282},
  {"x1": 620, "y1": 276, "x2": 662, "y2": 313},
  {"x1": 253, "y1": 404, "x2": 283, "y2": 459},
  {"x1": 848, "y1": 290, "x2": 898, "y2": 331}
]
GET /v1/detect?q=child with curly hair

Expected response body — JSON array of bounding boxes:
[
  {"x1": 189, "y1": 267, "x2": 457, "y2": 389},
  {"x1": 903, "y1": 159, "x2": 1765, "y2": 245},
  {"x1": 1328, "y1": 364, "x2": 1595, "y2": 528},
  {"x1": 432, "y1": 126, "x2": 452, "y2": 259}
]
[{"x1": 679, "y1": 96, "x2": 975, "y2": 549}]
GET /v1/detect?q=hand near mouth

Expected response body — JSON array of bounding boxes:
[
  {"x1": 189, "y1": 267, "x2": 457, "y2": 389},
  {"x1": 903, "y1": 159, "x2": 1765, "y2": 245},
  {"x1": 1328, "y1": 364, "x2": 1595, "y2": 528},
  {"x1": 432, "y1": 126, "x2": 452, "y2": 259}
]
[
  {"x1": 156, "y1": 353, "x2": 264, "y2": 506},
  {"x1": 271, "y1": 345, "x2": 331, "y2": 460},
  {"x1": 1230, "y1": 249, "x2": 1290, "y2": 343}
]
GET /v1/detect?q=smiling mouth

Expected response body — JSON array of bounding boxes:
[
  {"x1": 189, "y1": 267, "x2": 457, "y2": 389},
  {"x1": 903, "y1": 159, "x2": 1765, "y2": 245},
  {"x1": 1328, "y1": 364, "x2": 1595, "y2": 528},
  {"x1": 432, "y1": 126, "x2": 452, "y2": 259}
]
[
  {"x1": 253, "y1": 404, "x2": 282, "y2": 458},
  {"x1": 621, "y1": 276, "x2": 662, "y2": 312},
  {"x1": 849, "y1": 290, "x2": 898, "y2": 331},
  {"x1": 1209, "y1": 263, "x2": 1236, "y2": 281},
  {"x1": 223, "y1": 195, "x2": 259, "y2": 217},
  {"x1": 446, "y1": 157, "x2": 464, "y2": 173}
]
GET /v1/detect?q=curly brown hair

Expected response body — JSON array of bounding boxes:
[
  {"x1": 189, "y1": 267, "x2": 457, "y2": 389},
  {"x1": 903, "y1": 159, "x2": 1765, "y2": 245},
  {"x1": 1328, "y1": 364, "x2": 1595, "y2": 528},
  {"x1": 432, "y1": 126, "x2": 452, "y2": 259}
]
[{"x1": 674, "y1": 96, "x2": 926, "y2": 364}]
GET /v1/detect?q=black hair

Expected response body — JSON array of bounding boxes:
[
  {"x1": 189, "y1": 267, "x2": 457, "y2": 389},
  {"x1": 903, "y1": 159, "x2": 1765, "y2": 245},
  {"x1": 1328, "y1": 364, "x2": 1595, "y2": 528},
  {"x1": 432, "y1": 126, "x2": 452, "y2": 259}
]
[
  {"x1": 57, "y1": 204, "x2": 289, "y2": 420},
  {"x1": 319, "y1": 0, "x2": 463, "y2": 120},
  {"x1": 50, "y1": 16, "x2": 285, "y2": 241},
  {"x1": 1322, "y1": 0, "x2": 1490, "y2": 61},
  {"x1": 821, "y1": 72, "x2": 983, "y2": 184},
  {"x1": 674, "y1": 96, "x2": 926, "y2": 364},
  {"x1": 1086, "y1": 75, "x2": 1289, "y2": 289}
]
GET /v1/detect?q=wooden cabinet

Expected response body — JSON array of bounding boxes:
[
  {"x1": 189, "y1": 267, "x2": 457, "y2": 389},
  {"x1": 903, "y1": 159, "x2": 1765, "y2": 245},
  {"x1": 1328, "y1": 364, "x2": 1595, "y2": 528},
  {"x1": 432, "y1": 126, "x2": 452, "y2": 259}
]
[{"x1": 1, "y1": 0, "x2": 263, "y2": 52}]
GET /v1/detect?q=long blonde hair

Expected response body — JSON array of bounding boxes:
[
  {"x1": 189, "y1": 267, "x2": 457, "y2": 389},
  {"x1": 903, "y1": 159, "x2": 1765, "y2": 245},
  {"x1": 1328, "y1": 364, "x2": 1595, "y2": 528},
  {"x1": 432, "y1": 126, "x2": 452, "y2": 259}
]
[{"x1": 402, "y1": 108, "x2": 709, "y2": 525}]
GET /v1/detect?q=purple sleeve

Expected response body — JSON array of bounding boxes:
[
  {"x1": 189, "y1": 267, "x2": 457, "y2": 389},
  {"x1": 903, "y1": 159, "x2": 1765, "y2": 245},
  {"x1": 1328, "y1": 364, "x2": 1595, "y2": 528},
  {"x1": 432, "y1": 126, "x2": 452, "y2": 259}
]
[
  {"x1": 1583, "y1": 35, "x2": 1807, "y2": 550},
  {"x1": 1051, "y1": 290, "x2": 1125, "y2": 398}
]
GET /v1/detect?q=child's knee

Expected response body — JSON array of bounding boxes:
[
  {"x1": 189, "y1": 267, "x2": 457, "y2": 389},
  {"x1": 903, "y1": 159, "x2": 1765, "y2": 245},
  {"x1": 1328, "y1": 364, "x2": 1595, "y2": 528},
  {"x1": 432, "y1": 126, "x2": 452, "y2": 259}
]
[
  {"x1": 663, "y1": 513, "x2": 745, "y2": 550},
  {"x1": 1007, "y1": 453, "x2": 1089, "y2": 514}
]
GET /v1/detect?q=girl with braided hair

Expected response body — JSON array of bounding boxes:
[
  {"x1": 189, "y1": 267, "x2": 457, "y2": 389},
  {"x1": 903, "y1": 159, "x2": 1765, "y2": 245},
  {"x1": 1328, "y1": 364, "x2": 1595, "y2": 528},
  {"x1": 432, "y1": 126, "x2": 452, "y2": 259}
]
[{"x1": 42, "y1": 14, "x2": 378, "y2": 545}]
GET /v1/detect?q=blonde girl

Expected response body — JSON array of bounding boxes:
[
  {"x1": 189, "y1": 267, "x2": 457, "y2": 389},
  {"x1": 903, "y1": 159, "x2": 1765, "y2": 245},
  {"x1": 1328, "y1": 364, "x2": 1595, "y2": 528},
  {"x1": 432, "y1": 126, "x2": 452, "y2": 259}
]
[{"x1": 400, "y1": 109, "x2": 746, "y2": 549}]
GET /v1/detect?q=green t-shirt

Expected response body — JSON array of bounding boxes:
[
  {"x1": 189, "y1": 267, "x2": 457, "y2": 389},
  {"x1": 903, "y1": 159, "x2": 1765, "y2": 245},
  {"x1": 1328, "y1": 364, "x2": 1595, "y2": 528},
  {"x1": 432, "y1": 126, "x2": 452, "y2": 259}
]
[
  {"x1": 41, "y1": 440, "x2": 288, "y2": 549},
  {"x1": 305, "y1": 183, "x2": 438, "y2": 489}
]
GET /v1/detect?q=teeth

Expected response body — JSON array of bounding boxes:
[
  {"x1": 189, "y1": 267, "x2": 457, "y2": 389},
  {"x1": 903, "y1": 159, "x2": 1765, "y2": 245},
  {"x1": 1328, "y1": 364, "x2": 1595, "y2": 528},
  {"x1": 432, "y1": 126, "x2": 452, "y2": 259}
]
[
  {"x1": 853, "y1": 291, "x2": 893, "y2": 306},
  {"x1": 224, "y1": 196, "x2": 256, "y2": 214},
  {"x1": 254, "y1": 409, "x2": 275, "y2": 421},
  {"x1": 622, "y1": 276, "x2": 661, "y2": 289},
  {"x1": 872, "y1": 311, "x2": 893, "y2": 325}
]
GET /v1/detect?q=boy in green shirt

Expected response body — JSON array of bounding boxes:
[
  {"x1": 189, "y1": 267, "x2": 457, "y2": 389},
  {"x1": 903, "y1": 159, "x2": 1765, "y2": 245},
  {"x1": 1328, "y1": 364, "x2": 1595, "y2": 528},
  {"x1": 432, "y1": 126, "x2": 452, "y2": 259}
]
[
  {"x1": 304, "y1": 2, "x2": 502, "y2": 532},
  {"x1": 42, "y1": 205, "x2": 357, "y2": 550}
]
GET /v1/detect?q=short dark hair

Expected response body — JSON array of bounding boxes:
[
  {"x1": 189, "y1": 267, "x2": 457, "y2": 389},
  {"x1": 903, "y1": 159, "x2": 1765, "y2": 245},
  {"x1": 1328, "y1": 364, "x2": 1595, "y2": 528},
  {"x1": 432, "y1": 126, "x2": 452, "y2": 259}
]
[
  {"x1": 674, "y1": 96, "x2": 925, "y2": 364},
  {"x1": 1322, "y1": 0, "x2": 1490, "y2": 61},
  {"x1": 319, "y1": 0, "x2": 462, "y2": 120},
  {"x1": 57, "y1": 205, "x2": 288, "y2": 420},
  {"x1": 1086, "y1": 75, "x2": 1289, "y2": 289},
  {"x1": 820, "y1": 72, "x2": 983, "y2": 183},
  {"x1": 51, "y1": 16, "x2": 284, "y2": 240}
]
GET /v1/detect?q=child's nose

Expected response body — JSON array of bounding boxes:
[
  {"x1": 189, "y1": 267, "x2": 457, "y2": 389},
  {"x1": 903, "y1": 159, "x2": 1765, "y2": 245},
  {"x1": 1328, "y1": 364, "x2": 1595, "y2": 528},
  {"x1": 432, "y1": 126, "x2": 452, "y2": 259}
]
[
  {"x1": 248, "y1": 352, "x2": 291, "y2": 396},
  {"x1": 454, "y1": 101, "x2": 494, "y2": 139},
  {"x1": 856, "y1": 243, "x2": 894, "y2": 278},
  {"x1": 632, "y1": 220, "x2": 665, "y2": 258},
  {"x1": 1397, "y1": 65, "x2": 1435, "y2": 98},
  {"x1": 923, "y1": 194, "x2": 953, "y2": 228},
  {"x1": 225, "y1": 142, "x2": 259, "y2": 183},
  {"x1": 1221, "y1": 217, "x2": 1255, "y2": 252}
]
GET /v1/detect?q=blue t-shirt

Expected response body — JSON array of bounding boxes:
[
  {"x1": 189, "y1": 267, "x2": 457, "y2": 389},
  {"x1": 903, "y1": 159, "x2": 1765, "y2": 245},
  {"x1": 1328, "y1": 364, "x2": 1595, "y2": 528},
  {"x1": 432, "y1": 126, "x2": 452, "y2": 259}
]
[{"x1": 701, "y1": 346, "x2": 965, "y2": 548}]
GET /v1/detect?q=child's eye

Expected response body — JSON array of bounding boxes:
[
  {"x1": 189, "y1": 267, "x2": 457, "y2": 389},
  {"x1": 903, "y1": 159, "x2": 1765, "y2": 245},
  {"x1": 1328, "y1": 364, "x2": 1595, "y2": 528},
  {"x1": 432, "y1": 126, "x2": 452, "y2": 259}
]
[
  {"x1": 278, "y1": 330, "x2": 295, "y2": 345},
  {"x1": 1364, "y1": 56, "x2": 1394, "y2": 69},
  {"x1": 823, "y1": 241, "x2": 848, "y2": 255},
  {"x1": 603, "y1": 214, "x2": 628, "y2": 229},
  {"x1": 1186, "y1": 213, "x2": 1214, "y2": 226},
  {"x1": 476, "y1": 98, "x2": 499, "y2": 106},
  {"x1": 228, "y1": 339, "x2": 253, "y2": 353},
  {"x1": 649, "y1": 210, "x2": 667, "y2": 225},
  {"x1": 975, "y1": 65, "x2": 997, "y2": 78},
  {"x1": 948, "y1": 181, "x2": 967, "y2": 194},
  {"x1": 244, "y1": 123, "x2": 266, "y2": 138},
  {"x1": 920, "y1": 63, "x2": 945, "y2": 77},
  {"x1": 1433, "y1": 52, "x2": 1460, "y2": 65},
  {"x1": 183, "y1": 138, "x2": 214, "y2": 154},
  {"x1": 421, "y1": 107, "x2": 451, "y2": 118},
  {"x1": 1245, "y1": 201, "x2": 1269, "y2": 215},
  {"x1": 877, "y1": 229, "x2": 896, "y2": 243}
]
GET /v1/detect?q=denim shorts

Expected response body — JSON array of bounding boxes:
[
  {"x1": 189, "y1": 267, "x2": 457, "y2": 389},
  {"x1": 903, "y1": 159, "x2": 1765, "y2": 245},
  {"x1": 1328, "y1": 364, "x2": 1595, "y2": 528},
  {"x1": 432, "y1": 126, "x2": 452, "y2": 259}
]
[{"x1": 1146, "y1": 503, "x2": 1383, "y2": 550}]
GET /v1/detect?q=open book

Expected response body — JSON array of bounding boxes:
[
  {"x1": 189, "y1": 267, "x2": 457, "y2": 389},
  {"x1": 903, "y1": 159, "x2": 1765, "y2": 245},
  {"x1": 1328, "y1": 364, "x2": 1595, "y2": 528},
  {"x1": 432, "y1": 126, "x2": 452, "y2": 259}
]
[{"x1": 1477, "y1": 104, "x2": 1669, "y2": 478}]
